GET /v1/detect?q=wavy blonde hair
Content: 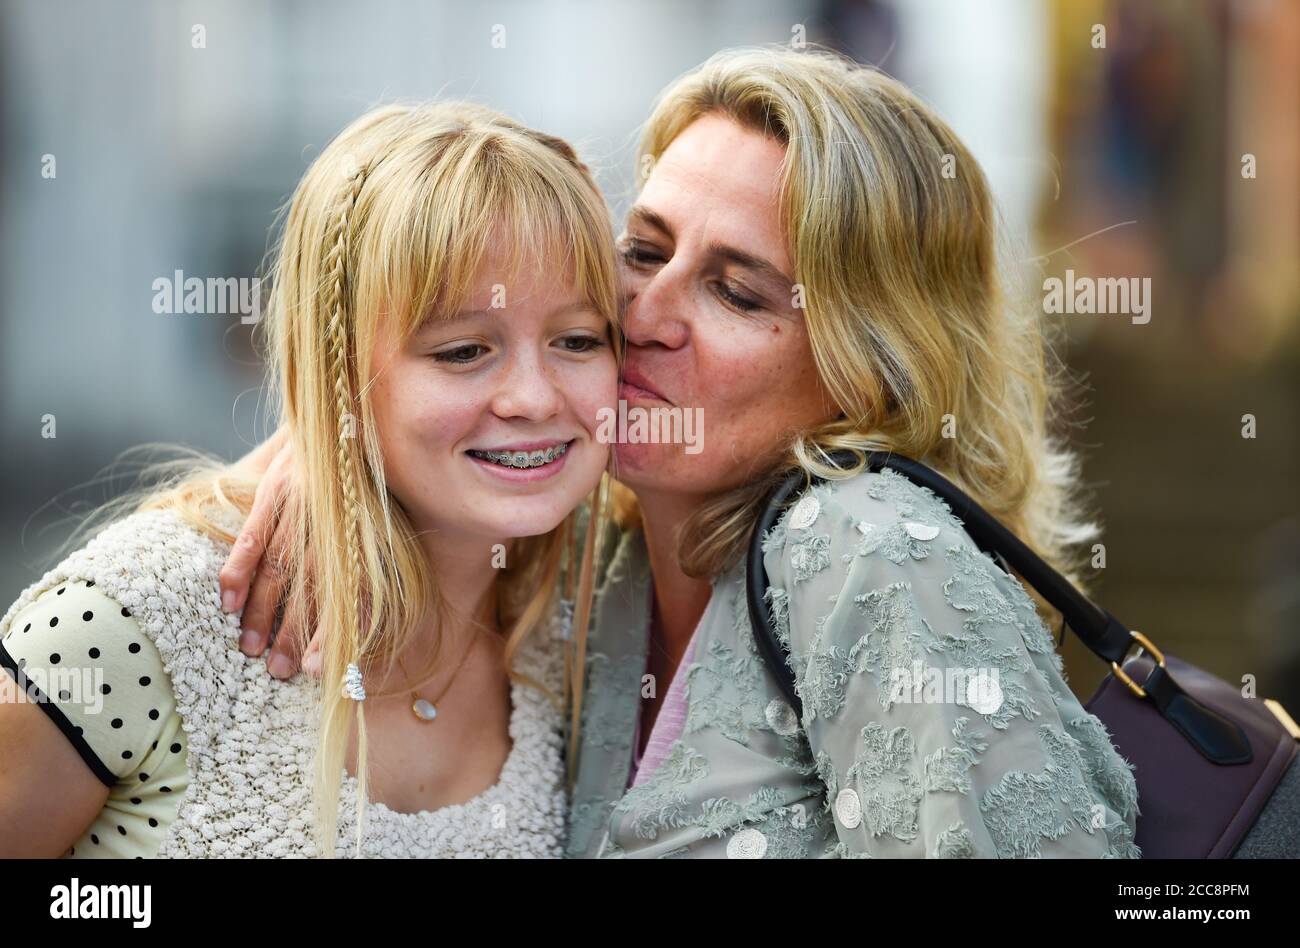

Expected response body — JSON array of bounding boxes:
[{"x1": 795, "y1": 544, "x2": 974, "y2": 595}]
[
  {"x1": 635, "y1": 46, "x2": 1095, "y2": 591},
  {"x1": 137, "y1": 101, "x2": 620, "y2": 855}
]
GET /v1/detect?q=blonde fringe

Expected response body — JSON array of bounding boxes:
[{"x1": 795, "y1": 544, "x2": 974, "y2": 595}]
[{"x1": 106, "y1": 101, "x2": 621, "y2": 857}]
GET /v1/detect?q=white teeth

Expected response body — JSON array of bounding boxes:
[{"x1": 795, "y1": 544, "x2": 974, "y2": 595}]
[{"x1": 470, "y1": 442, "x2": 569, "y2": 469}]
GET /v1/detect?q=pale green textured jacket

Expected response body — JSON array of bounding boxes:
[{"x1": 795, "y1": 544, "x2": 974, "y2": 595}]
[{"x1": 565, "y1": 468, "x2": 1142, "y2": 858}]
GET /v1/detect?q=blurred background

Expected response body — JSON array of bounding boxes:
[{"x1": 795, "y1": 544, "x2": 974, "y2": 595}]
[{"x1": 2, "y1": 0, "x2": 1297, "y2": 707}]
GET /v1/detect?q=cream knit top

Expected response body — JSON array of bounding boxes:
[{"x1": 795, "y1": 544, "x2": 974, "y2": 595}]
[{"x1": 0, "y1": 508, "x2": 567, "y2": 858}]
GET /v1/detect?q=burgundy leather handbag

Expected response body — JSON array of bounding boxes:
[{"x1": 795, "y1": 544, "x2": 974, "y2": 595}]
[{"x1": 746, "y1": 451, "x2": 1300, "y2": 858}]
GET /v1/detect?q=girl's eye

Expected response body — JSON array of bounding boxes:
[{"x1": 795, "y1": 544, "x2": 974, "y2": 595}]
[
  {"x1": 558, "y1": 334, "x2": 605, "y2": 354},
  {"x1": 715, "y1": 281, "x2": 761, "y2": 313},
  {"x1": 433, "y1": 343, "x2": 487, "y2": 365},
  {"x1": 619, "y1": 238, "x2": 666, "y2": 268}
]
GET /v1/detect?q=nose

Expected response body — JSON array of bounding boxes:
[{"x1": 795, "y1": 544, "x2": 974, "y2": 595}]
[
  {"x1": 622, "y1": 264, "x2": 690, "y2": 351},
  {"x1": 488, "y1": 350, "x2": 565, "y2": 422}
]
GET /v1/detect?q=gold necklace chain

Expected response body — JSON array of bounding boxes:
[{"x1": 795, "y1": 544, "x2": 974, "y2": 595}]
[{"x1": 396, "y1": 632, "x2": 479, "y2": 723}]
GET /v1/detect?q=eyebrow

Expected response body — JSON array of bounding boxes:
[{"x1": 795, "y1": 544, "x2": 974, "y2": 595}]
[
  {"x1": 705, "y1": 243, "x2": 792, "y2": 287},
  {"x1": 627, "y1": 204, "x2": 672, "y2": 237},
  {"x1": 626, "y1": 204, "x2": 793, "y2": 287}
]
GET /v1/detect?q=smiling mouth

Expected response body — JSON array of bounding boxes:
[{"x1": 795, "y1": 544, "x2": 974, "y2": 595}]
[{"x1": 466, "y1": 441, "x2": 572, "y2": 469}]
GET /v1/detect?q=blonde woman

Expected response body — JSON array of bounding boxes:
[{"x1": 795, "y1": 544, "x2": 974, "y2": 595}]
[
  {"x1": 567, "y1": 47, "x2": 1140, "y2": 858},
  {"x1": 0, "y1": 100, "x2": 620, "y2": 857},
  {"x1": 226, "y1": 47, "x2": 1143, "y2": 858}
]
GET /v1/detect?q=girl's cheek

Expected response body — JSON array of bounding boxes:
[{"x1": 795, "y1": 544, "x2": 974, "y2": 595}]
[
  {"x1": 565, "y1": 358, "x2": 617, "y2": 426},
  {"x1": 414, "y1": 373, "x2": 491, "y2": 437}
]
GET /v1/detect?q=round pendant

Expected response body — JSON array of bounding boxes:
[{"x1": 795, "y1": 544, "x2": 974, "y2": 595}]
[{"x1": 412, "y1": 698, "x2": 438, "y2": 722}]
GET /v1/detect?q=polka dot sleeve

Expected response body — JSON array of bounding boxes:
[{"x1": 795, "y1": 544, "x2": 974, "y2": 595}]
[{"x1": 0, "y1": 581, "x2": 173, "y2": 787}]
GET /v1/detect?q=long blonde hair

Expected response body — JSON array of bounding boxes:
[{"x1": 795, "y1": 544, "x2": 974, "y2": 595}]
[
  {"x1": 637, "y1": 46, "x2": 1096, "y2": 589},
  {"x1": 139, "y1": 101, "x2": 620, "y2": 855}
]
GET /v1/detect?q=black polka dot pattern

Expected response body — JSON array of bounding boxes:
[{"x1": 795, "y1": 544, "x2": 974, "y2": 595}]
[{"x1": 5, "y1": 580, "x2": 186, "y2": 857}]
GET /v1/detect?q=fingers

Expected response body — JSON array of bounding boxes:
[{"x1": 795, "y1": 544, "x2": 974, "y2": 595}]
[
  {"x1": 265, "y1": 580, "x2": 314, "y2": 680},
  {"x1": 236, "y1": 515, "x2": 291, "y2": 660},
  {"x1": 267, "y1": 575, "x2": 318, "y2": 680},
  {"x1": 266, "y1": 621, "x2": 304, "y2": 680},
  {"x1": 220, "y1": 527, "x2": 266, "y2": 617},
  {"x1": 220, "y1": 428, "x2": 309, "y2": 680},
  {"x1": 301, "y1": 628, "x2": 323, "y2": 679},
  {"x1": 219, "y1": 490, "x2": 279, "y2": 617},
  {"x1": 231, "y1": 422, "x2": 290, "y2": 479},
  {"x1": 220, "y1": 437, "x2": 292, "y2": 616}
]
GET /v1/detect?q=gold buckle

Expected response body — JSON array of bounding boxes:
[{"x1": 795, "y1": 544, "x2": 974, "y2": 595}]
[
  {"x1": 1110, "y1": 629, "x2": 1166, "y2": 699},
  {"x1": 1264, "y1": 699, "x2": 1300, "y2": 740}
]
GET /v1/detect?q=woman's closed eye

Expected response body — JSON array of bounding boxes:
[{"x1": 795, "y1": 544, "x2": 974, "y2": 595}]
[
  {"x1": 620, "y1": 234, "x2": 764, "y2": 313},
  {"x1": 618, "y1": 237, "x2": 666, "y2": 268},
  {"x1": 713, "y1": 279, "x2": 762, "y2": 313}
]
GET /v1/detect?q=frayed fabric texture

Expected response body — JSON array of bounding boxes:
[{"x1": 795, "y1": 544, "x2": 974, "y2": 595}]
[
  {"x1": 567, "y1": 469, "x2": 1141, "y2": 859},
  {"x1": 0, "y1": 509, "x2": 566, "y2": 858}
]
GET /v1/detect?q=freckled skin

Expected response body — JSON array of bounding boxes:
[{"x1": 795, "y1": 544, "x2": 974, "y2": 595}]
[
  {"x1": 368, "y1": 241, "x2": 616, "y2": 551},
  {"x1": 342, "y1": 242, "x2": 617, "y2": 816},
  {"x1": 614, "y1": 115, "x2": 840, "y2": 751},
  {"x1": 614, "y1": 114, "x2": 837, "y2": 500}
]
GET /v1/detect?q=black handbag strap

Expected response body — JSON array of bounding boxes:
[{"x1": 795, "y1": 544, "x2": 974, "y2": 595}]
[{"x1": 745, "y1": 449, "x2": 1252, "y2": 764}]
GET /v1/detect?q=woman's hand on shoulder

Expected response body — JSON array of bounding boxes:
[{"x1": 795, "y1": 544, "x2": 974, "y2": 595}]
[{"x1": 219, "y1": 425, "x2": 317, "y2": 679}]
